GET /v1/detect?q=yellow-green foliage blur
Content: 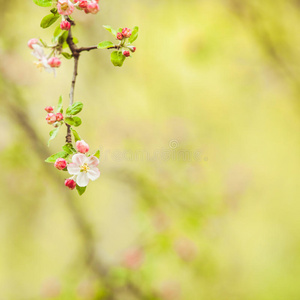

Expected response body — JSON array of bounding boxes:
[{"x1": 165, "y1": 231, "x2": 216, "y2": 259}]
[{"x1": 1, "y1": 0, "x2": 300, "y2": 299}]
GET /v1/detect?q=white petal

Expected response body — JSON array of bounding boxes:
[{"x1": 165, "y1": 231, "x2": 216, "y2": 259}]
[
  {"x1": 86, "y1": 155, "x2": 99, "y2": 167},
  {"x1": 87, "y1": 167, "x2": 100, "y2": 181},
  {"x1": 72, "y1": 153, "x2": 86, "y2": 165},
  {"x1": 67, "y1": 163, "x2": 80, "y2": 175},
  {"x1": 76, "y1": 172, "x2": 89, "y2": 187}
]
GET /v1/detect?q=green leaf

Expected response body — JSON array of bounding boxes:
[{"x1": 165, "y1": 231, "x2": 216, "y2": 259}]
[
  {"x1": 93, "y1": 150, "x2": 100, "y2": 159},
  {"x1": 76, "y1": 185, "x2": 87, "y2": 196},
  {"x1": 73, "y1": 37, "x2": 79, "y2": 44},
  {"x1": 66, "y1": 102, "x2": 83, "y2": 115},
  {"x1": 97, "y1": 41, "x2": 115, "y2": 49},
  {"x1": 71, "y1": 128, "x2": 81, "y2": 142},
  {"x1": 118, "y1": 28, "x2": 122, "y2": 33},
  {"x1": 103, "y1": 25, "x2": 117, "y2": 37},
  {"x1": 110, "y1": 51, "x2": 126, "y2": 67},
  {"x1": 62, "y1": 143, "x2": 76, "y2": 154},
  {"x1": 50, "y1": 8, "x2": 58, "y2": 14},
  {"x1": 128, "y1": 26, "x2": 139, "y2": 43},
  {"x1": 40, "y1": 14, "x2": 60, "y2": 29},
  {"x1": 33, "y1": 0, "x2": 52, "y2": 7},
  {"x1": 61, "y1": 52, "x2": 73, "y2": 59},
  {"x1": 48, "y1": 127, "x2": 60, "y2": 146},
  {"x1": 45, "y1": 151, "x2": 69, "y2": 163},
  {"x1": 57, "y1": 95, "x2": 63, "y2": 113},
  {"x1": 65, "y1": 116, "x2": 82, "y2": 127},
  {"x1": 59, "y1": 31, "x2": 69, "y2": 45},
  {"x1": 53, "y1": 26, "x2": 63, "y2": 42}
]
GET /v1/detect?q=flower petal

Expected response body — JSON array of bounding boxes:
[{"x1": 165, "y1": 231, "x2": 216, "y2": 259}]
[
  {"x1": 87, "y1": 167, "x2": 100, "y2": 181},
  {"x1": 86, "y1": 155, "x2": 99, "y2": 167},
  {"x1": 76, "y1": 172, "x2": 89, "y2": 187},
  {"x1": 67, "y1": 163, "x2": 81, "y2": 175},
  {"x1": 72, "y1": 153, "x2": 86, "y2": 165}
]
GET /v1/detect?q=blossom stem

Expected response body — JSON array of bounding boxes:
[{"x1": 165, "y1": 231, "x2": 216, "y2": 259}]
[{"x1": 65, "y1": 22, "x2": 80, "y2": 144}]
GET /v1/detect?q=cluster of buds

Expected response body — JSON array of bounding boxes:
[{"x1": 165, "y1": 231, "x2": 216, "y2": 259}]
[
  {"x1": 57, "y1": 0, "x2": 99, "y2": 15},
  {"x1": 116, "y1": 28, "x2": 137, "y2": 58},
  {"x1": 28, "y1": 39, "x2": 62, "y2": 73},
  {"x1": 51, "y1": 140, "x2": 100, "y2": 189},
  {"x1": 45, "y1": 106, "x2": 64, "y2": 126}
]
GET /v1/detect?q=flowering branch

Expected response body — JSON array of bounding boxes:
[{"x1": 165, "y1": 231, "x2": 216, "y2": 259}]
[{"x1": 28, "y1": 0, "x2": 139, "y2": 196}]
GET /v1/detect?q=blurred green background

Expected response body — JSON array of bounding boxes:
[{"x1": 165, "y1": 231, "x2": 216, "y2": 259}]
[{"x1": 1, "y1": 0, "x2": 300, "y2": 299}]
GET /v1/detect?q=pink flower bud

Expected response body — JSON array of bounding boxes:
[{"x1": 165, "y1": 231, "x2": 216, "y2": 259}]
[
  {"x1": 46, "y1": 113, "x2": 57, "y2": 125},
  {"x1": 123, "y1": 50, "x2": 130, "y2": 57},
  {"x1": 128, "y1": 46, "x2": 136, "y2": 53},
  {"x1": 54, "y1": 158, "x2": 67, "y2": 170},
  {"x1": 45, "y1": 106, "x2": 54, "y2": 113},
  {"x1": 60, "y1": 20, "x2": 71, "y2": 31},
  {"x1": 86, "y1": 2, "x2": 99, "y2": 14},
  {"x1": 48, "y1": 57, "x2": 61, "y2": 68},
  {"x1": 65, "y1": 178, "x2": 76, "y2": 190},
  {"x1": 116, "y1": 32, "x2": 123, "y2": 40},
  {"x1": 76, "y1": 140, "x2": 89, "y2": 154},
  {"x1": 56, "y1": 112, "x2": 64, "y2": 121},
  {"x1": 28, "y1": 38, "x2": 39, "y2": 49},
  {"x1": 78, "y1": 0, "x2": 88, "y2": 9},
  {"x1": 122, "y1": 28, "x2": 132, "y2": 38}
]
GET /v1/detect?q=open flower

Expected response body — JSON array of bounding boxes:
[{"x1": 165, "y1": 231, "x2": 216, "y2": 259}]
[
  {"x1": 57, "y1": 0, "x2": 74, "y2": 15},
  {"x1": 31, "y1": 44, "x2": 55, "y2": 74},
  {"x1": 67, "y1": 153, "x2": 100, "y2": 187}
]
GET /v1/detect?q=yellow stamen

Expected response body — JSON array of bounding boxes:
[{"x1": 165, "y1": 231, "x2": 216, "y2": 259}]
[{"x1": 80, "y1": 163, "x2": 90, "y2": 173}]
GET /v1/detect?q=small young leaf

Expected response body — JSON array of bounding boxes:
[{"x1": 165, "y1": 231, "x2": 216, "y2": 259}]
[
  {"x1": 62, "y1": 143, "x2": 76, "y2": 154},
  {"x1": 33, "y1": 0, "x2": 52, "y2": 7},
  {"x1": 48, "y1": 127, "x2": 60, "y2": 146},
  {"x1": 128, "y1": 26, "x2": 139, "y2": 43},
  {"x1": 110, "y1": 51, "x2": 126, "y2": 67},
  {"x1": 66, "y1": 102, "x2": 83, "y2": 115},
  {"x1": 45, "y1": 151, "x2": 69, "y2": 163},
  {"x1": 61, "y1": 52, "x2": 73, "y2": 59},
  {"x1": 65, "y1": 116, "x2": 82, "y2": 127},
  {"x1": 40, "y1": 14, "x2": 60, "y2": 29},
  {"x1": 73, "y1": 37, "x2": 79, "y2": 44},
  {"x1": 76, "y1": 185, "x2": 87, "y2": 196},
  {"x1": 93, "y1": 150, "x2": 100, "y2": 159},
  {"x1": 71, "y1": 128, "x2": 81, "y2": 142},
  {"x1": 103, "y1": 25, "x2": 117, "y2": 37},
  {"x1": 98, "y1": 41, "x2": 115, "y2": 49},
  {"x1": 57, "y1": 95, "x2": 63, "y2": 113},
  {"x1": 50, "y1": 8, "x2": 58, "y2": 14}
]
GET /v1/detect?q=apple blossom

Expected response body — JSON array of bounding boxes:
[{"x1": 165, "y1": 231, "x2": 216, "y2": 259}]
[
  {"x1": 56, "y1": 112, "x2": 64, "y2": 121},
  {"x1": 117, "y1": 32, "x2": 123, "y2": 40},
  {"x1": 128, "y1": 46, "x2": 136, "y2": 53},
  {"x1": 122, "y1": 28, "x2": 132, "y2": 38},
  {"x1": 48, "y1": 57, "x2": 61, "y2": 68},
  {"x1": 60, "y1": 20, "x2": 71, "y2": 31},
  {"x1": 85, "y1": 2, "x2": 99, "y2": 14},
  {"x1": 31, "y1": 44, "x2": 55, "y2": 74},
  {"x1": 46, "y1": 113, "x2": 57, "y2": 125},
  {"x1": 123, "y1": 50, "x2": 130, "y2": 57},
  {"x1": 67, "y1": 154, "x2": 100, "y2": 187},
  {"x1": 65, "y1": 178, "x2": 77, "y2": 190},
  {"x1": 54, "y1": 158, "x2": 67, "y2": 170},
  {"x1": 78, "y1": 0, "x2": 88, "y2": 9},
  {"x1": 76, "y1": 140, "x2": 89, "y2": 153},
  {"x1": 45, "y1": 106, "x2": 54, "y2": 113},
  {"x1": 57, "y1": 0, "x2": 74, "y2": 15},
  {"x1": 27, "y1": 38, "x2": 39, "y2": 49}
]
